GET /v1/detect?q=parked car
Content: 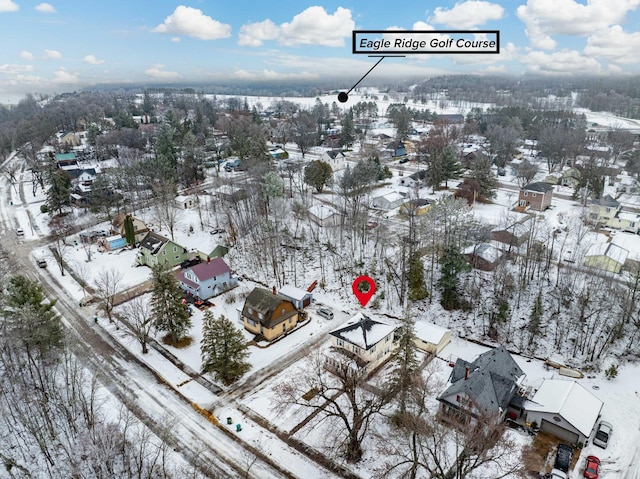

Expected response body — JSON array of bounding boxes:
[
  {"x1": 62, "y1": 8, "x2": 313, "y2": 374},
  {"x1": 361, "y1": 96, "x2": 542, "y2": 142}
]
[
  {"x1": 592, "y1": 421, "x2": 612, "y2": 449},
  {"x1": 224, "y1": 159, "x2": 242, "y2": 172},
  {"x1": 549, "y1": 469, "x2": 568, "y2": 479},
  {"x1": 317, "y1": 307, "x2": 334, "y2": 320},
  {"x1": 583, "y1": 455, "x2": 601, "y2": 479},
  {"x1": 15, "y1": 228, "x2": 24, "y2": 237},
  {"x1": 36, "y1": 258, "x2": 47, "y2": 268},
  {"x1": 554, "y1": 444, "x2": 573, "y2": 473},
  {"x1": 398, "y1": 157, "x2": 409, "y2": 164}
]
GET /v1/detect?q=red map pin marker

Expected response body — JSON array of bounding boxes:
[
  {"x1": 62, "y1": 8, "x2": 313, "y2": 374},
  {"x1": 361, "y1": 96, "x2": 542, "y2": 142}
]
[{"x1": 352, "y1": 275, "x2": 376, "y2": 307}]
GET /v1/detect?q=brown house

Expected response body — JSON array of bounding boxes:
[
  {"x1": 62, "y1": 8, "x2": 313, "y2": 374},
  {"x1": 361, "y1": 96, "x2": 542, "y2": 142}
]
[
  {"x1": 111, "y1": 213, "x2": 149, "y2": 244},
  {"x1": 518, "y1": 182, "x2": 554, "y2": 211},
  {"x1": 490, "y1": 215, "x2": 534, "y2": 248},
  {"x1": 463, "y1": 243, "x2": 504, "y2": 271},
  {"x1": 241, "y1": 287, "x2": 300, "y2": 341}
]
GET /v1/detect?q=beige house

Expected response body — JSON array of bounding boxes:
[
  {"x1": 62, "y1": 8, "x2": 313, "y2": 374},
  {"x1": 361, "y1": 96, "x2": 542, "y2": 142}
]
[
  {"x1": 241, "y1": 287, "x2": 300, "y2": 341},
  {"x1": 587, "y1": 195, "x2": 640, "y2": 233},
  {"x1": 584, "y1": 242, "x2": 629, "y2": 273},
  {"x1": 111, "y1": 214, "x2": 149, "y2": 244},
  {"x1": 327, "y1": 313, "x2": 398, "y2": 375},
  {"x1": 413, "y1": 321, "x2": 451, "y2": 355}
]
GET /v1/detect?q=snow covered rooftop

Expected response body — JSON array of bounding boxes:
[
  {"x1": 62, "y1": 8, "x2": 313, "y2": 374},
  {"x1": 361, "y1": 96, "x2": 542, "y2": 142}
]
[
  {"x1": 463, "y1": 243, "x2": 503, "y2": 263},
  {"x1": 278, "y1": 285, "x2": 310, "y2": 301},
  {"x1": 585, "y1": 242, "x2": 629, "y2": 264},
  {"x1": 308, "y1": 204, "x2": 337, "y2": 219},
  {"x1": 525, "y1": 379, "x2": 603, "y2": 436},
  {"x1": 413, "y1": 321, "x2": 449, "y2": 345},
  {"x1": 329, "y1": 313, "x2": 397, "y2": 350}
]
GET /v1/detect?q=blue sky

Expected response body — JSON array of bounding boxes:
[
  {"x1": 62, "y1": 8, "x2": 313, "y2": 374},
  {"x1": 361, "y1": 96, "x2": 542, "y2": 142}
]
[{"x1": 2, "y1": 0, "x2": 640, "y2": 102}]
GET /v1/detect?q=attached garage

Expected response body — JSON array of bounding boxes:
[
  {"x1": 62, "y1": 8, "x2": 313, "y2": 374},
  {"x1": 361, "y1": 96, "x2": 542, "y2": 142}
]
[
  {"x1": 540, "y1": 418, "x2": 580, "y2": 444},
  {"x1": 524, "y1": 379, "x2": 603, "y2": 445},
  {"x1": 278, "y1": 285, "x2": 313, "y2": 310}
]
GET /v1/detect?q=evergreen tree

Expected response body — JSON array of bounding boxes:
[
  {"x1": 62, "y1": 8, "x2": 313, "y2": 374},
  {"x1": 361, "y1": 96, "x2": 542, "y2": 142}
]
[
  {"x1": 388, "y1": 317, "x2": 421, "y2": 419},
  {"x1": 340, "y1": 109, "x2": 355, "y2": 148},
  {"x1": 527, "y1": 290, "x2": 544, "y2": 348},
  {"x1": 150, "y1": 264, "x2": 191, "y2": 344},
  {"x1": 4, "y1": 275, "x2": 64, "y2": 358},
  {"x1": 469, "y1": 155, "x2": 498, "y2": 199},
  {"x1": 441, "y1": 146, "x2": 462, "y2": 188},
  {"x1": 407, "y1": 254, "x2": 429, "y2": 302},
  {"x1": 304, "y1": 160, "x2": 333, "y2": 192},
  {"x1": 438, "y1": 246, "x2": 470, "y2": 310},
  {"x1": 123, "y1": 214, "x2": 135, "y2": 245},
  {"x1": 46, "y1": 168, "x2": 71, "y2": 215},
  {"x1": 200, "y1": 311, "x2": 251, "y2": 385}
]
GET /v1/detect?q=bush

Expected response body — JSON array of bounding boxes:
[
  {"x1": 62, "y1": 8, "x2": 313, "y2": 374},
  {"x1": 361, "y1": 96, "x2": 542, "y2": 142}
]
[
  {"x1": 40, "y1": 204, "x2": 49, "y2": 213},
  {"x1": 605, "y1": 364, "x2": 618, "y2": 380}
]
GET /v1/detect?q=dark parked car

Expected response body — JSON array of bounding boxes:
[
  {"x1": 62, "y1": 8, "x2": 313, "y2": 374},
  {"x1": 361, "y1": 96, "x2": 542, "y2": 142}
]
[
  {"x1": 398, "y1": 157, "x2": 409, "y2": 164},
  {"x1": 583, "y1": 455, "x2": 600, "y2": 479},
  {"x1": 592, "y1": 421, "x2": 612, "y2": 449},
  {"x1": 554, "y1": 444, "x2": 573, "y2": 473}
]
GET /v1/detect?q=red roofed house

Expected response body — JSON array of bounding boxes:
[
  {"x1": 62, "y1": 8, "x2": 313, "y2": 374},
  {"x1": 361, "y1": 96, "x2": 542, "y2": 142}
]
[{"x1": 176, "y1": 257, "x2": 237, "y2": 300}]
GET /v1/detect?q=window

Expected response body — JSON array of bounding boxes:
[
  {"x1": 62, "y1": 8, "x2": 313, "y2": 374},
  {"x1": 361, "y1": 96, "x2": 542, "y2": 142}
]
[
  {"x1": 246, "y1": 318, "x2": 256, "y2": 327},
  {"x1": 173, "y1": 246, "x2": 177, "y2": 252},
  {"x1": 162, "y1": 250, "x2": 166, "y2": 256},
  {"x1": 519, "y1": 200, "x2": 526, "y2": 207},
  {"x1": 524, "y1": 191, "x2": 528, "y2": 196},
  {"x1": 337, "y1": 339, "x2": 344, "y2": 347},
  {"x1": 288, "y1": 317, "x2": 292, "y2": 324},
  {"x1": 553, "y1": 416, "x2": 562, "y2": 423},
  {"x1": 370, "y1": 344, "x2": 376, "y2": 352},
  {"x1": 532, "y1": 193, "x2": 536, "y2": 198},
  {"x1": 281, "y1": 308, "x2": 286, "y2": 315},
  {"x1": 282, "y1": 323, "x2": 286, "y2": 332},
  {"x1": 258, "y1": 312, "x2": 264, "y2": 320},
  {"x1": 248, "y1": 307, "x2": 253, "y2": 315}
]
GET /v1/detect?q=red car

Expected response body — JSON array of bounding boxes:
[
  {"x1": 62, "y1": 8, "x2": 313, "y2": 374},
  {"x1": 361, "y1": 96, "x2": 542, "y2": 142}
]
[{"x1": 583, "y1": 455, "x2": 601, "y2": 479}]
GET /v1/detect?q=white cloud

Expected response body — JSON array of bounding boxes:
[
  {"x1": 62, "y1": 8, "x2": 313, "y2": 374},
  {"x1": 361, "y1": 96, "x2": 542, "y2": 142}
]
[
  {"x1": 144, "y1": 64, "x2": 180, "y2": 80},
  {"x1": 0, "y1": 64, "x2": 34, "y2": 74},
  {"x1": 431, "y1": 1, "x2": 504, "y2": 28},
  {"x1": 521, "y1": 49, "x2": 603, "y2": 75},
  {"x1": 517, "y1": 0, "x2": 640, "y2": 49},
  {"x1": 232, "y1": 69, "x2": 317, "y2": 81},
  {"x1": 238, "y1": 19, "x2": 279, "y2": 46},
  {"x1": 0, "y1": 0, "x2": 19, "y2": 13},
  {"x1": 83, "y1": 54, "x2": 105, "y2": 65},
  {"x1": 43, "y1": 49, "x2": 62, "y2": 59},
  {"x1": 239, "y1": 6, "x2": 354, "y2": 47},
  {"x1": 584, "y1": 25, "x2": 640, "y2": 64},
  {"x1": 170, "y1": 37, "x2": 181, "y2": 43},
  {"x1": 20, "y1": 50, "x2": 34, "y2": 61},
  {"x1": 152, "y1": 6, "x2": 231, "y2": 40},
  {"x1": 35, "y1": 3, "x2": 56, "y2": 13},
  {"x1": 52, "y1": 68, "x2": 78, "y2": 84}
]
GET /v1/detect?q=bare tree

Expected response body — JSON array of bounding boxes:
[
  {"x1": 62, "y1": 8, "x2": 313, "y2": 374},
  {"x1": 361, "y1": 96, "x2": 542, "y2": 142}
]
[
  {"x1": 272, "y1": 348, "x2": 391, "y2": 462},
  {"x1": 122, "y1": 296, "x2": 153, "y2": 353},
  {"x1": 93, "y1": 268, "x2": 123, "y2": 323},
  {"x1": 153, "y1": 181, "x2": 182, "y2": 241}
]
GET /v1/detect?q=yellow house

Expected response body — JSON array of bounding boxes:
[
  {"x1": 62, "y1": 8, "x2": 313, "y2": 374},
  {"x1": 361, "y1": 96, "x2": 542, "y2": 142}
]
[
  {"x1": 400, "y1": 198, "x2": 431, "y2": 216},
  {"x1": 584, "y1": 243, "x2": 628, "y2": 274},
  {"x1": 413, "y1": 321, "x2": 451, "y2": 355},
  {"x1": 241, "y1": 287, "x2": 299, "y2": 341}
]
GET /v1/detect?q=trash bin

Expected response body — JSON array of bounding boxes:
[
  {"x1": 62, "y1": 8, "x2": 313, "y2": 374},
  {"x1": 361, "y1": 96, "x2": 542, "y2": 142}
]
[
  {"x1": 236, "y1": 424, "x2": 242, "y2": 432},
  {"x1": 226, "y1": 417, "x2": 232, "y2": 425}
]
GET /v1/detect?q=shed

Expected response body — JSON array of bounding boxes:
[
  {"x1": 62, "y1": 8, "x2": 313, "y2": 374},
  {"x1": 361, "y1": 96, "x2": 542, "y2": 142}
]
[
  {"x1": 175, "y1": 195, "x2": 196, "y2": 209},
  {"x1": 584, "y1": 242, "x2": 629, "y2": 274},
  {"x1": 102, "y1": 235, "x2": 127, "y2": 251},
  {"x1": 524, "y1": 379, "x2": 603, "y2": 445},
  {"x1": 413, "y1": 321, "x2": 451, "y2": 354},
  {"x1": 277, "y1": 285, "x2": 313, "y2": 309},
  {"x1": 372, "y1": 191, "x2": 405, "y2": 210}
]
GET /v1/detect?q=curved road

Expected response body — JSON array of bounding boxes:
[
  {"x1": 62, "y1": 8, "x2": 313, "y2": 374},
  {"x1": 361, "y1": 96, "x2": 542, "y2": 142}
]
[{"x1": 1, "y1": 155, "x2": 294, "y2": 479}]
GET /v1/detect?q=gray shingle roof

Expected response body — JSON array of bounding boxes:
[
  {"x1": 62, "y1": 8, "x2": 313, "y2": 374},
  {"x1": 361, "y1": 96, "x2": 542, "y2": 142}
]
[{"x1": 523, "y1": 182, "x2": 554, "y2": 193}]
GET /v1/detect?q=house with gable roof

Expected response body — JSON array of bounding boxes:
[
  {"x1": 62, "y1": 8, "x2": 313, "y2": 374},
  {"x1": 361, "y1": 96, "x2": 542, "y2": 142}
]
[
  {"x1": 587, "y1": 195, "x2": 640, "y2": 233},
  {"x1": 176, "y1": 257, "x2": 237, "y2": 300},
  {"x1": 518, "y1": 182, "x2": 554, "y2": 211},
  {"x1": 437, "y1": 345, "x2": 525, "y2": 423},
  {"x1": 136, "y1": 231, "x2": 190, "y2": 269},
  {"x1": 584, "y1": 242, "x2": 629, "y2": 273},
  {"x1": 524, "y1": 379, "x2": 603, "y2": 445},
  {"x1": 327, "y1": 313, "x2": 398, "y2": 375},
  {"x1": 463, "y1": 243, "x2": 505, "y2": 271},
  {"x1": 241, "y1": 287, "x2": 301, "y2": 341}
]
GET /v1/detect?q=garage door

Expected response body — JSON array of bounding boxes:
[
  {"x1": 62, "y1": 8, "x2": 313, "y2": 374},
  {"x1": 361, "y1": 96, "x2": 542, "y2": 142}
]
[{"x1": 540, "y1": 418, "x2": 579, "y2": 444}]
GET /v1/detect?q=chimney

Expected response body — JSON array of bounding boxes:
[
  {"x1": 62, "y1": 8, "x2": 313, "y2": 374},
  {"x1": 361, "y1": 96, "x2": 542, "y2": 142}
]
[
  {"x1": 272, "y1": 285, "x2": 277, "y2": 295},
  {"x1": 207, "y1": 256, "x2": 210, "y2": 263},
  {"x1": 465, "y1": 366, "x2": 470, "y2": 380}
]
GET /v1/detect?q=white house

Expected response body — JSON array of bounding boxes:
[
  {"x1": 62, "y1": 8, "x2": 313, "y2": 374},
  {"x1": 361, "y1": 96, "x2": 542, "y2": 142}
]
[
  {"x1": 320, "y1": 150, "x2": 347, "y2": 171},
  {"x1": 327, "y1": 313, "x2": 398, "y2": 375},
  {"x1": 175, "y1": 195, "x2": 196, "y2": 209},
  {"x1": 372, "y1": 191, "x2": 405, "y2": 210},
  {"x1": 413, "y1": 321, "x2": 451, "y2": 355},
  {"x1": 524, "y1": 379, "x2": 603, "y2": 445},
  {"x1": 308, "y1": 204, "x2": 340, "y2": 227}
]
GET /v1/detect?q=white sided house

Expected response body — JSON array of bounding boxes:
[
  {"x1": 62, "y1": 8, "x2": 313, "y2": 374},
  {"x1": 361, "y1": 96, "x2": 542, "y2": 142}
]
[
  {"x1": 327, "y1": 313, "x2": 398, "y2": 376},
  {"x1": 524, "y1": 379, "x2": 603, "y2": 445},
  {"x1": 372, "y1": 191, "x2": 405, "y2": 210}
]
